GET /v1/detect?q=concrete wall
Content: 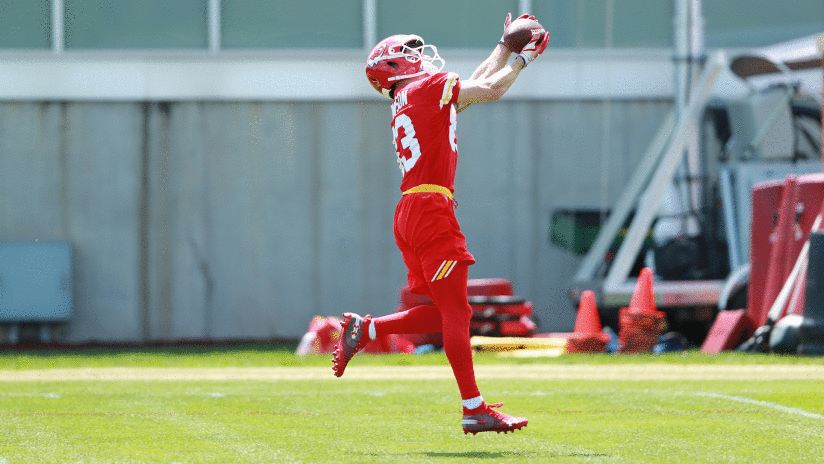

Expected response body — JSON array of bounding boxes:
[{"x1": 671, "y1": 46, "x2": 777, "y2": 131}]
[{"x1": 0, "y1": 99, "x2": 671, "y2": 341}]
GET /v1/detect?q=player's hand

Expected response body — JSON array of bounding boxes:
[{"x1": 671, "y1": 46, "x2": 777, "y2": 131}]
[
  {"x1": 517, "y1": 30, "x2": 549, "y2": 67},
  {"x1": 499, "y1": 13, "x2": 536, "y2": 46}
]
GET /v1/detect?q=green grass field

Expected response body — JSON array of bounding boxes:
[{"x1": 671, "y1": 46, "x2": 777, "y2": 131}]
[{"x1": 1, "y1": 346, "x2": 823, "y2": 463}]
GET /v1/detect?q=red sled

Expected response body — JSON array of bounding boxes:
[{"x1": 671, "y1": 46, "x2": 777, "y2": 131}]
[
  {"x1": 470, "y1": 319, "x2": 498, "y2": 336},
  {"x1": 396, "y1": 278, "x2": 539, "y2": 347},
  {"x1": 499, "y1": 316, "x2": 539, "y2": 337},
  {"x1": 398, "y1": 278, "x2": 514, "y2": 308},
  {"x1": 469, "y1": 316, "x2": 538, "y2": 337},
  {"x1": 469, "y1": 295, "x2": 533, "y2": 319},
  {"x1": 295, "y1": 315, "x2": 414, "y2": 355}
]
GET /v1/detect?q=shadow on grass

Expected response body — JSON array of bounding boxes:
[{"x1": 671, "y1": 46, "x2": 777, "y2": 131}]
[
  {"x1": 421, "y1": 451, "x2": 611, "y2": 459},
  {"x1": 361, "y1": 451, "x2": 542, "y2": 460},
  {"x1": 361, "y1": 450, "x2": 613, "y2": 461},
  {"x1": 422, "y1": 451, "x2": 524, "y2": 459}
]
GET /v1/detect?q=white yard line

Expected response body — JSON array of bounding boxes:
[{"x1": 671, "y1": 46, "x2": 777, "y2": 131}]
[{"x1": 697, "y1": 392, "x2": 824, "y2": 420}]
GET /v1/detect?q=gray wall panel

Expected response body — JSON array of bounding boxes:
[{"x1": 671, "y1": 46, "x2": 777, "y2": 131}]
[
  {"x1": 200, "y1": 102, "x2": 296, "y2": 338},
  {"x1": 354, "y1": 102, "x2": 406, "y2": 317},
  {"x1": 253, "y1": 103, "x2": 320, "y2": 337},
  {"x1": 0, "y1": 98, "x2": 671, "y2": 341},
  {"x1": 0, "y1": 103, "x2": 63, "y2": 239},
  {"x1": 63, "y1": 103, "x2": 143, "y2": 341},
  {"x1": 317, "y1": 103, "x2": 364, "y2": 324},
  {"x1": 164, "y1": 102, "x2": 210, "y2": 340}
]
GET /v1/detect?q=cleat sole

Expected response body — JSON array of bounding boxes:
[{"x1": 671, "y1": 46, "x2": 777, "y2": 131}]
[
  {"x1": 463, "y1": 424, "x2": 527, "y2": 435},
  {"x1": 331, "y1": 312, "x2": 370, "y2": 379}
]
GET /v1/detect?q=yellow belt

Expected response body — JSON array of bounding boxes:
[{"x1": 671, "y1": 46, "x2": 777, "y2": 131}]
[{"x1": 402, "y1": 184, "x2": 453, "y2": 200}]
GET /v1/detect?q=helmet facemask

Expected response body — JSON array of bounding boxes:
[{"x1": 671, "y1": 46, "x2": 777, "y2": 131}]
[{"x1": 392, "y1": 38, "x2": 445, "y2": 81}]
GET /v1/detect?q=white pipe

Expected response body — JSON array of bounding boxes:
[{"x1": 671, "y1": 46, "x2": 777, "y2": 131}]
[
  {"x1": 719, "y1": 168, "x2": 742, "y2": 270},
  {"x1": 364, "y1": 0, "x2": 377, "y2": 49},
  {"x1": 208, "y1": 0, "x2": 221, "y2": 54},
  {"x1": 690, "y1": 0, "x2": 705, "y2": 61},
  {"x1": 600, "y1": 0, "x2": 615, "y2": 242},
  {"x1": 686, "y1": 0, "x2": 705, "y2": 232},
  {"x1": 519, "y1": 0, "x2": 531, "y2": 16},
  {"x1": 52, "y1": 0, "x2": 64, "y2": 53},
  {"x1": 674, "y1": 0, "x2": 689, "y2": 112},
  {"x1": 765, "y1": 214, "x2": 822, "y2": 324},
  {"x1": 672, "y1": 0, "x2": 694, "y2": 238}
]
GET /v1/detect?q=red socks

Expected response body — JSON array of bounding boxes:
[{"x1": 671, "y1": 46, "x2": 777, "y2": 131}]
[
  {"x1": 372, "y1": 304, "x2": 441, "y2": 336},
  {"x1": 371, "y1": 262, "x2": 480, "y2": 400}
]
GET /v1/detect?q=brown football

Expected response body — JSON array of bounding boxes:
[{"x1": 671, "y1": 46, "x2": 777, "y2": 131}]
[{"x1": 502, "y1": 18, "x2": 546, "y2": 53}]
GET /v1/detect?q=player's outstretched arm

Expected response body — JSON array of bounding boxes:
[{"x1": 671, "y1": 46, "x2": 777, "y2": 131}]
[
  {"x1": 456, "y1": 29, "x2": 548, "y2": 108},
  {"x1": 455, "y1": 44, "x2": 511, "y2": 113},
  {"x1": 456, "y1": 13, "x2": 528, "y2": 113},
  {"x1": 468, "y1": 43, "x2": 511, "y2": 82},
  {"x1": 457, "y1": 59, "x2": 523, "y2": 109},
  {"x1": 468, "y1": 13, "x2": 530, "y2": 81}
]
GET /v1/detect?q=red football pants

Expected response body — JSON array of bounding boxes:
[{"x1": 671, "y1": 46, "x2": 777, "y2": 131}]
[{"x1": 372, "y1": 262, "x2": 479, "y2": 400}]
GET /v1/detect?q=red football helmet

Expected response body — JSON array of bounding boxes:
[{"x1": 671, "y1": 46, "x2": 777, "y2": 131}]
[{"x1": 365, "y1": 34, "x2": 445, "y2": 98}]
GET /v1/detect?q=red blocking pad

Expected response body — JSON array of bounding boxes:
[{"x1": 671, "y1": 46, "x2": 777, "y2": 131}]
[
  {"x1": 700, "y1": 309, "x2": 755, "y2": 353},
  {"x1": 748, "y1": 174, "x2": 824, "y2": 327}
]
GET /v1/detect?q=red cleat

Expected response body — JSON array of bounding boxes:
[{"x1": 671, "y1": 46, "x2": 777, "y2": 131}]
[
  {"x1": 332, "y1": 312, "x2": 372, "y2": 378},
  {"x1": 462, "y1": 402, "x2": 528, "y2": 435}
]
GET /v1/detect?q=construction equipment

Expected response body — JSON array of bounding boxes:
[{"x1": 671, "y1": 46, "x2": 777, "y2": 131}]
[{"x1": 565, "y1": 35, "x2": 823, "y2": 344}]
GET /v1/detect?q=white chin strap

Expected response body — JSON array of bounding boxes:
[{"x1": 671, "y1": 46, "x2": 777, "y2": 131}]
[{"x1": 420, "y1": 60, "x2": 441, "y2": 74}]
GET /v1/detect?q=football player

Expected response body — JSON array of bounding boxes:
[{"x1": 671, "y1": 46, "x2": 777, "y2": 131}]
[{"x1": 333, "y1": 13, "x2": 549, "y2": 435}]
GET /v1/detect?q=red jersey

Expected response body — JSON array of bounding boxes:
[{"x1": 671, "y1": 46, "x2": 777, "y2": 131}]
[{"x1": 391, "y1": 72, "x2": 460, "y2": 193}]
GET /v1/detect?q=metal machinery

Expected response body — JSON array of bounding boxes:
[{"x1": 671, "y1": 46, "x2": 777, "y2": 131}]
[{"x1": 567, "y1": 34, "x2": 823, "y2": 344}]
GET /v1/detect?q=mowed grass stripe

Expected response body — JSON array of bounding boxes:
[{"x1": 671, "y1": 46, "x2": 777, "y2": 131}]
[
  {"x1": 2, "y1": 378, "x2": 823, "y2": 463},
  {"x1": 1, "y1": 363, "x2": 823, "y2": 381}
]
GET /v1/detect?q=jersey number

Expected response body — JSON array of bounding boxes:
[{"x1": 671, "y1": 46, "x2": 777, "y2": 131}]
[
  {"x1": 392, "y1": 106, "x2": 458, "y2": 176},
  {"x1": 393, "y1": 113, "x2": 421, "y2": 175}
]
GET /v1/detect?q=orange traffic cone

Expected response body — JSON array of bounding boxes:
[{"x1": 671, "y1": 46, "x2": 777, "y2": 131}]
[
  {"x1": 568, "y1": 290, "x2": 609, "y2": 353},
  {"x1": 629, "y1": 267, "x2": 657, "y2": 314},
  {"x1": 619, "y1": 267, "x2": 667, "y2": 353},
  {"x1": 573, "y1": 290, "x2": 602, "y2": 334}
]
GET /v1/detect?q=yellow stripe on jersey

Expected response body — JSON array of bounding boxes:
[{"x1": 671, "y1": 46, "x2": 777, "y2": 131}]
[
  {"x1": 432, "y1": 261, "x2": 448, "y2": 282},
  {"x1": 431, "y1": 260, "x2": 458, "y2": 282},
  {"x1": 440, "y1": 73, "x2": 458, "y2": 108},
  {"x1": 442, "y1": 260, "x2": 457, "y2": 279}
]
